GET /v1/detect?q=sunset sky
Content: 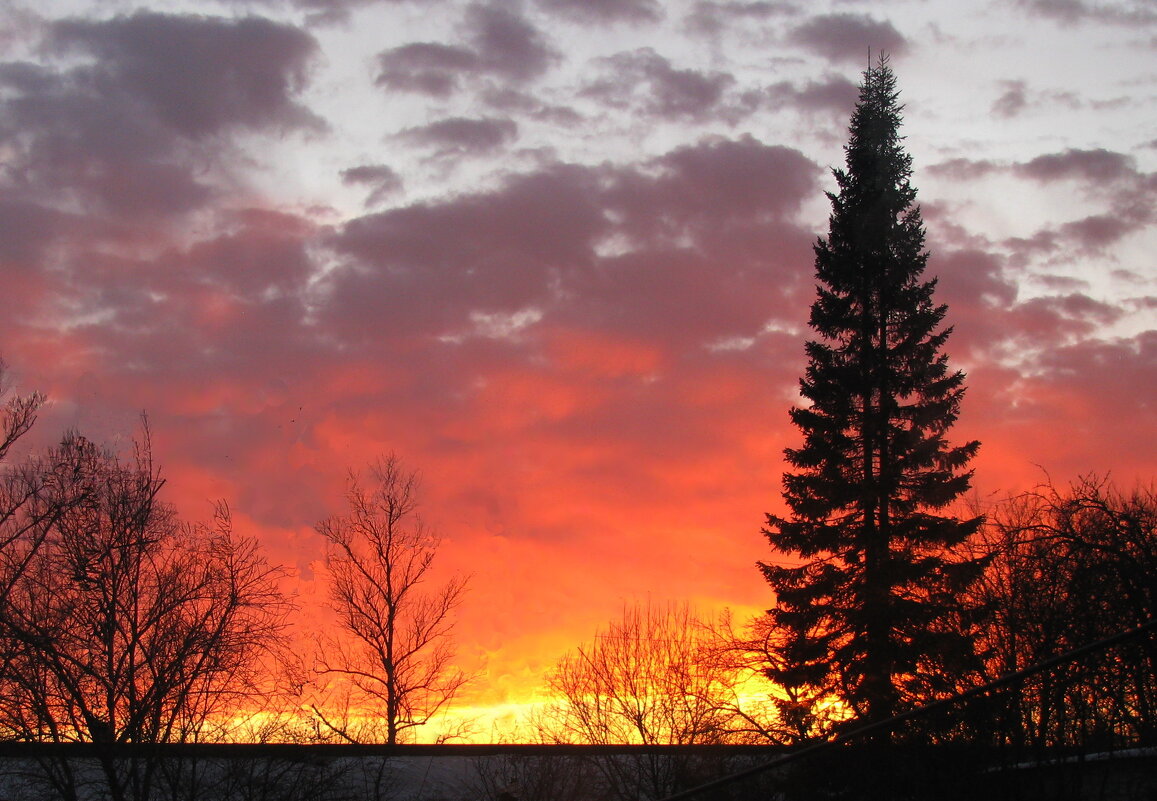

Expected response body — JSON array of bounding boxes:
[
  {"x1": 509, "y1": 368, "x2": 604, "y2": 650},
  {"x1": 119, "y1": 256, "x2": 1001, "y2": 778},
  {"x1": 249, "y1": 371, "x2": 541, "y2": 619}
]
[{"x1": 1, "y1": 0, "x2": 1155, "y2": 738}]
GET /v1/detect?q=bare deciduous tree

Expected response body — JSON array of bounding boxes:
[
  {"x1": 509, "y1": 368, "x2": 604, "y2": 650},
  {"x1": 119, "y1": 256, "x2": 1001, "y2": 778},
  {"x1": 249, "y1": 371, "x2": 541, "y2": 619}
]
[
  {"x1": 543, "y1": 601, "x2": 762, "y2": 747},
  {"x1": 961, "y1": 477, "x2": 1157, "y2": 751},
  {"x1": 0, "y1": 429, "x2": 291, "y2": 801},
  {"x1": 313, "y1": 454, "x2": 470, "y2": 744},
  {"x1": 0, "y1": 357, "x2": 50, "y2": 604},
  {"x1": 540, "y1": 601, "x2": 768, "y2": 800}
]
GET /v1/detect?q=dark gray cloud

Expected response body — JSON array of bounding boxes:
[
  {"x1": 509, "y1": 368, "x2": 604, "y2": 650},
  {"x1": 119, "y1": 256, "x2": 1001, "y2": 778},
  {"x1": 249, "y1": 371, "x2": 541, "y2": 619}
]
[
  {"x1": 321, "y1": 136, "x2": 819, "y2": 356},
  {"x1": 606, "y1": 135, "x2": 819, "y2": 240},
  {"x1": 761, "y1": 74, "x2": 859, "y2": 116},
  {"x1": 466, "y1": 3, "x2": 556, "y2": 82},
  {"x1": 1017, "y1": 148, "x2": 1138, "y2": 183},
  {"x1": 375, "y1": 4, "x2": 555, "y2": 97},
  {"x1": 49, "y1": 12, "x2": 322, "y2": 138},
  {"x1": 582, "y1": 49, "x2": 736, "y2": 119},
  {"x1": 0, "y1": 12, "x2": 321, "y2": 223},
  {"x1": 398, "y1": 116, "x2": 518, "y2": 156},
  {"x1": 341, "y1": 164, "x2": 404, "y2": 207},
  {"x1": 926, "y1": 158, "x2": 1002, "y2": 181},
  {"x1": 992, "y1": 80, "x2": 1028, "y2": 118},
  {"x1": 288, "y1": 0, "x2": 434, "y2": 27},
  {"x1": 929, "y1": 148, "x2": 1142, "y2": 189},
  {"x1": 537, "y1": 0, "x2": 663, "y2": 23},
  {"x1": 1058, "y1": 214, "x2": 1137, "y2": 252},
  {"x1": 0, "y1": 200, "x2": 72, "y2": 268},
  {"x1": 790, "y1": 13, "x2": 907, "y2": 63},
  {"x1": 0, "y1": 59, "x2": 216, "y2": 218},
  {"x1": 376, "y1": 42, "x2": 479, "y2": 96},
  {"x1": 1019, "y1": 0, "x2": 1157, "y2": 25},
  {"x1": 685, "y1": 1, "x2": 798, "y2": 37},
  {"x1": 478, "y1": 87, "x2": 585, "y2": 125}
]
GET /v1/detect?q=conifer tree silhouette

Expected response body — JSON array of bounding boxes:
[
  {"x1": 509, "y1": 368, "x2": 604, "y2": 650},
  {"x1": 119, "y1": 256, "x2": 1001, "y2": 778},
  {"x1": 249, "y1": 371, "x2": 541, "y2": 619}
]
[{"x1": 761, "y1": 56, "x2": 981, "y2": 733}]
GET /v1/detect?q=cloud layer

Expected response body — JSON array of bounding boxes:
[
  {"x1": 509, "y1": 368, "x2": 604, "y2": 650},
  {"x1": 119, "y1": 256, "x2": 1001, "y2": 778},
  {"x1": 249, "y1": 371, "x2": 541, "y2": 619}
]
[{"x1": 1, "y1": 0, "x2": 1154, "y2": 731}]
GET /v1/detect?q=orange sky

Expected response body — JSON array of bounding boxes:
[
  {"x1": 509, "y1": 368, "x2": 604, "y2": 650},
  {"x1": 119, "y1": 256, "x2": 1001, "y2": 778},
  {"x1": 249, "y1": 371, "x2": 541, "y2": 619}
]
[{"x1": 1, "y1": 0, "x2": 1155, "y2": 741}]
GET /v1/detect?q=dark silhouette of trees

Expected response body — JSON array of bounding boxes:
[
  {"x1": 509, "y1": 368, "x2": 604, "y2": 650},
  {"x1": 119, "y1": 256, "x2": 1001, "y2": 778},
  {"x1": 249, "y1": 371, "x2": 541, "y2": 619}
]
[
  {"x1": 962, "y1": 477, "x2": 1157, "y2": 750},
  {"x1": 543, "y1": 601, "x2": 761, "y2": 748},
  {"x1": 0, "y1": 428, "x2": 291, "y2": 799},
  {"x1": 539, "y1": 601, "x2": 771, "y2": 801},
  {"x1": 313, "y1": 454, "x2": 470, "y2": 744},
  {"x1": 0, "y1": 357, "x2": 50, "y2": 605},
  {"x1": 760, "y1": 57, "x2": 981, "y2": 734}
]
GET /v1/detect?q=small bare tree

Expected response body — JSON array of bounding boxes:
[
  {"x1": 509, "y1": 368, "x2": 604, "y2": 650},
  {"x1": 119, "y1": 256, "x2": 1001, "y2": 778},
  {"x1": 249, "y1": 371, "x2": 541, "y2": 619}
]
[
  {"x1": 313, "y1": 454, "x2": 470, "y2": 744},
  {"x1": 543, "y1": 601, "x2": 760, "y2": 747},
  {"x1": 540, "y1": 601, "x2": 767, "y2": 800}
]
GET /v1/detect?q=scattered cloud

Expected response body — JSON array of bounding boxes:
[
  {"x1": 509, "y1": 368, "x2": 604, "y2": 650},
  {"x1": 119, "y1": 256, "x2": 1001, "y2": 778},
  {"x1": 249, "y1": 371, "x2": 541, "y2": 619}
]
[
  {"x1": 49, "y1": 12, "x2": 323, "y2": 138},
  {"x1": 397, "y1": 116, "x2": 519, "y2": 157},
  {"x1": 465, "y1": 3, "x2": 557, "y2": 82},
  {"x1": 582, "y1": 49, "x2": 736, "y2": 119},
  {"x1": 993, "y1": 79, "x2": 1028, "y2": 118},
  {"x1": 376, "y1": 42, "x2": 479, "y2": 96},
  {"x1": 374, "y1": 4, "x2": 556, "y2": 97},
  {"x1": 537, "y1": 0, "x2": 663, "y2": 24},
  {"x1": 1016, "y1": 148, "x2": 1138, "y2": 184},
  {"x1": 684, "y1": 1, "x2": 799, "y2": 38},
  {"x1": 761, "y1": 74, "x2": 859, "y2": 116},
  {"x1": 1019, "y1": 0, "x2": 1157, "y2": 25},
  {"x1": 2, "y1": 0, "x2": 1154, "y2": 730},
  {"x1": 341, "y1": 164, "x2": 404, "y2": 207},
  {"x1": 789, "y1": 13, "x2": 907, "y2": 64}
]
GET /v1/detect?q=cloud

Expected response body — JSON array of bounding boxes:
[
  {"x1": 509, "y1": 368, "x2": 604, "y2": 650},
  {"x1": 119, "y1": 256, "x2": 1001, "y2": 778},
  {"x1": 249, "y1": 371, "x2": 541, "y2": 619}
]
[
  {"x1": 318, "y1": 135, "x2": 818, "y2": 367},
  {"x1": 1019, "y1": 0, "x2": 1157, "y2": 25},
  {"x1": 0, "y1": 12, "x2": 322, "y2": 223},
  {"x1": 582, "y1": 49, "x2": 736, "y2": 120},
  {"x1": 1016, "y1": 148, "x2": 1138, "y2": 184},
  {"x1": 289, "y1": 0, "x2": 429, "y2": 26},
  {"x1": 926, "y1": 158, "x2": 1002, "y2": 181},
  {"x1": 606, "y1": 135, "x2": 820, "y2": 241},
  {"x1": 790, "y1": 13, "x2": 908, "y2": 64},
  {"x1": 685, "y1": 1, "x2": 799, "y2": 38},
  {"x1": 761, "y1": 74, "x2": 859, "y2": 116},
  {"x1": 397, "y1": 116, "x2": 519, "y2": 157},
  {"x1": 537, "y1": 0, "x2": 663, "y2": 23},
  {"x1": 376, "y1": 42, "x2": 479, "y2": 97},
  {"x1": 2, "y1": 0, "x2": 1153, "y2": 730},
  {"x1": 49, "y1": 12, "x2": 322, "y2": 138},
  {"x1": 465, "y1": 4, "x2": 556, "y2": 82},
  {"x1": 1058, "y1": 214, "x2": 1138, "y2": 252},
  {"x1": 374, "y1": 5, "x2": 555, "y2": 97},
  {"x1": 477, "y1": 87, "x2": 585, "y2": 125},
  {"x1": 0, "y1": 201, "x2": 70, "y2": 268},
  {"x1": 341, "y1": 164, "x2": 404, "y2": 207},
  {"x1": 992, "y1": 79, "x2": 1028, "y2": 118},
  {"x1": 0, "y1": 60, "x2": 216, "y2": 218}
]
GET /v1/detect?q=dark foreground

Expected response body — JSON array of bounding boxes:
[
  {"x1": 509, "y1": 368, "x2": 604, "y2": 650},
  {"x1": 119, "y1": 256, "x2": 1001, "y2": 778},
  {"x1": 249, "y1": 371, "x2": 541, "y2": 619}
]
[{"x1": 0, "y1": 742, "x2": 1153, "y2": 801}]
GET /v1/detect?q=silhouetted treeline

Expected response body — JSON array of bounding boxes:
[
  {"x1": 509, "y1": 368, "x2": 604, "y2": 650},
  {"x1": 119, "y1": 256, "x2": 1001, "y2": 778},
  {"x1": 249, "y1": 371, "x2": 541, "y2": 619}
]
[{"x1": 958, "y1": 477, "x2": 1157, "y2": 750}]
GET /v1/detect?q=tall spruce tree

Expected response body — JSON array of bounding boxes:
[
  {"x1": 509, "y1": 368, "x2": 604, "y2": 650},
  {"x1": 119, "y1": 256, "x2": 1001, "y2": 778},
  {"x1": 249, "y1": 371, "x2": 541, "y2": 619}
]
[{"x1": 760, "y1": 57, "x2": 981, "y2": 732}]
